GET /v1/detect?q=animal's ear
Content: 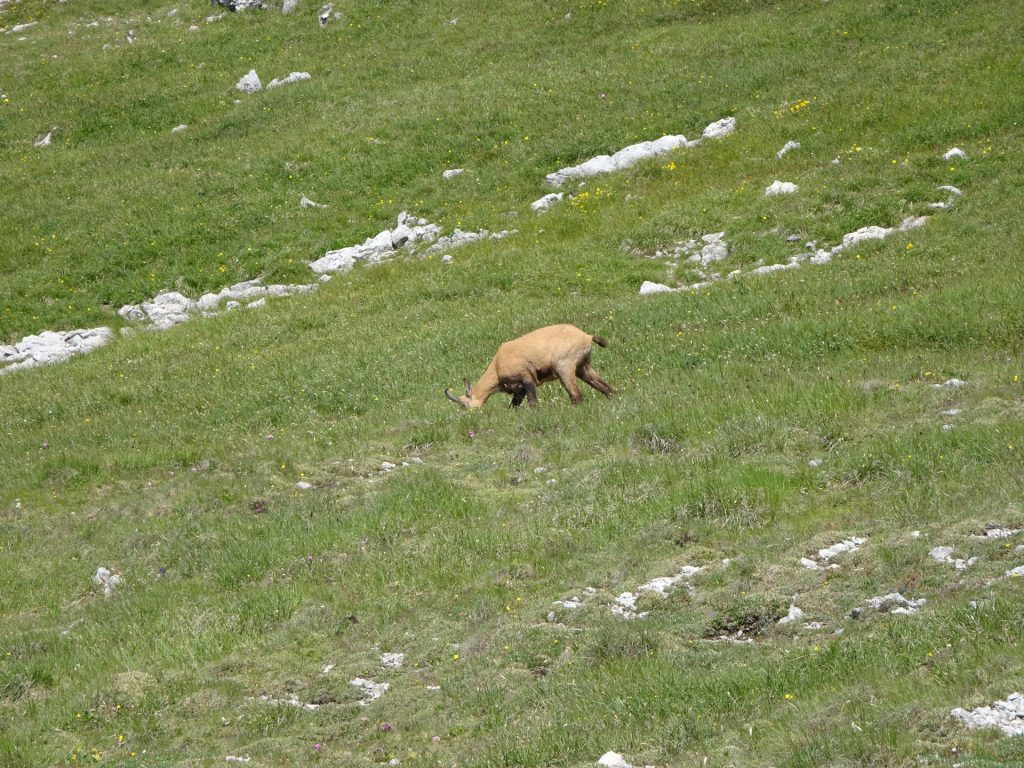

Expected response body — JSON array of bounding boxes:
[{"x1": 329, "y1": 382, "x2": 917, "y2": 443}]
[{"x1": 464, "y1": 378, "x2": 472, "y2": 397}]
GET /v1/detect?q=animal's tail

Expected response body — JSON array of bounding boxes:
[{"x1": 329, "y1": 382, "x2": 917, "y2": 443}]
[{"x1": 592, "y1": 335, "x2": 609, "y2": 348}]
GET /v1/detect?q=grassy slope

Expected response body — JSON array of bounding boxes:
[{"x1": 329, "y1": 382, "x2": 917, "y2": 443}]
[{"x1": 2, "y1": 0, "x2": 1024, "y2": 766}]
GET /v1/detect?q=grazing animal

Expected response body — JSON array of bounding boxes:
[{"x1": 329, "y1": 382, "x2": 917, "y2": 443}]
[{"x1": 445, "y1": 324, "x2": 615, "y2": 409}]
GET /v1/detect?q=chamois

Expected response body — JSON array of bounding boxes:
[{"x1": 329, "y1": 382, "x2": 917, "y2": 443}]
[{"x1": 445, "y1": 324, "x2": 615, "y2": 409}]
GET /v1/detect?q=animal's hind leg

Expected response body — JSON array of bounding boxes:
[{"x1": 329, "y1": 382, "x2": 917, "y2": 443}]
[
  {"x1": 578, "y1": 363, "x2": 615, "y2": 397},
  {"x1": 555, "y1": 365, "x2": 584, "y2": 404},
  {"x1": 524, "y1": 379, "x2": 539, "y2": 407}
]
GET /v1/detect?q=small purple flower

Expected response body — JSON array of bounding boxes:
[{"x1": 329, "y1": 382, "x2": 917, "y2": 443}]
[
  {"x1": 379, "y1": 722, "x2": 393, "y2": 732},
  {"x1": 313, "y1": 742, "x2": 322, "y2": 751},
  {"x1": 467, "y1": 431, "x2": 475, "y2": 439},
  {"x1": 157, "y1": 567, "x2": 166, "y2": 576}
]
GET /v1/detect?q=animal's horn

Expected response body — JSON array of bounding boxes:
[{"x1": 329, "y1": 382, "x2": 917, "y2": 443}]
[
  {"x1": 464, "y1": 378, "x2": 472, "y2": 397},
  {"x1": 445, "y1": 387, "x2": 462, "y2": 404}
]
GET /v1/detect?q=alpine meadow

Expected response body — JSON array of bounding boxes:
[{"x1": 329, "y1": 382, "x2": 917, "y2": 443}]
[{"x1": 1, "y1": 0, "x2": 1023, "y2": 766}]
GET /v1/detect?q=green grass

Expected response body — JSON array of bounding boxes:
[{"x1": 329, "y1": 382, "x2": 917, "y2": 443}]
[{"x1": 2, "y1": 0, "x2": 1024, "y2": 765}]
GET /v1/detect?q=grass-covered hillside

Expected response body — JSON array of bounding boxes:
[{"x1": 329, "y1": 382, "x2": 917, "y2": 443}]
[{"x1": 2, "y1": 0, "x2": 1023, "y2": 765}]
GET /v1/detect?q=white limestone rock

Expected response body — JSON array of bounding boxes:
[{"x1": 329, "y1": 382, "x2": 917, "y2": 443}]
[
  {"x1": 929, "y1": 545, "x2": 977, "y2": 570},
  {"x1": 765, "y1": 180, "x2": 798, "y2": 196},
  {"x1": 864, "y1": 592, "x2": 926, "y2": 615},
  {"x1": 92, "y1": 566, "x2": 122, "y2": 597},
  {"x1": 702, "y1": 116, "x2": 736, "y2": 139},
  {"x1": 943, "y1": 147, "x2": 966, "y2": 160},
  {"x1": 777, "y1": 605, "x2": 805, "y2": 625},
  {"x1": 611, "y1": 566, "x2": 701, "y2": 619},
  {"x1": 776, "y1": 140, "x2": 800, "y2": 159},
  {"x1": 236, "y1": 69, "x2": 262, "y2": 93},
  {"x1": 531, "y1": 192, "x2": 563, "y2": 213},
  {"x1": 546, "y1": 133, "x2": 697, "y2": 186},
  {"x1": 267, "y1": 71, "x2": 310, "y2": 89},
  {"x1": 350, "y1": 677, "x2": 389, "y2": 705},
  {"x1": 380, "y1": 652, "x2": 405, "y2": 669},
  {"x1": 951, "y1": 693, "x2": 1024, "y2": 737},
  {"x1": 639, "y1": 280, "x2": 677, "y2": 296},
  {"x1": 688, "y1": 232, "x2": 728, "y2": 265},
  {"x1": 442, "y1": 168, "x2": 464, "y2": 179},
  {"x1": 0, "y1": 327, "x2": 114, "y2": 375}
]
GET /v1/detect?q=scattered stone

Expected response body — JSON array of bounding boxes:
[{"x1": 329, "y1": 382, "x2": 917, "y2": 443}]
[
  {"x1": 597, "y1": 752, "x2": 639, "y2": 768},
  {"x1": 281, "y1": 0, "x2": 298, "y2": 13},
  {"x1": 553, "y1": 596, "x2": 583, "y2": 610},
  {"x1": 214, "y1": 0, "x2": 266, "y2": 9},
  {"x1": 929, "y1": 545, "x2": 977, "y2": 570},
  {"x1": 531, "y1": 192, "x2": 563, "y2": 213},
  {"x1": 702, "y1": 116, "x2": 737, "y2": 139},
  {"x1": 350, "y1": 677, "x2": 389, "y2": 705},
  {"x1": 951, "y1": 692, "x2": 1024, "y2": 737},
  {"x1": 424, "y1": 227, "x2": 515, "y2": 255},
  {"x1": 942, "y1": 409, "x2": 962, "y2": 416},
  {"x1": 441, "y1": 254, "x2": 453, "y2": 263},
  {"x1": 943, "y1": 147, "x2": 966, "y2": 160},
  {"x1": 118, "y1": 279, "x2": 316, "y2": 330},
  {"x1": 611, "y1": 566, "x2": 702, "y2": 619},
  {"x1": 254, "y1": 693, "x2": 319, "y2": 710},
  {"x1": 300, "y1": 195, "x2": 327, "y2": 208},
  {"x1": 973, "y1": 526, "x2": 1021, "y2": 539},
  {"x1": 380, "y1": 461, "x2": 396, "y2": 472},
  {"x1": 819, "y1": 537, "x2": 867, "y2": 561},
  {"x1": 776, "y1": 140, "x2": 800, "y2": 159},
  {"x1": 295, "y1": 481, "x2": 313, "y2": 490},
  {"x1": 687, "y1": 232, "x2": 728, "y2": 266},
  {"x1": 777, "y1": 605, "x2": 805, "y2": 625},
  {"x1": 171, "y1": 124, "x2": 188, "y2": 133},
  {"x1": 808, "y1": 459, "x2": 822, "y2": 467},
  {"x1": 0, "y1": 327, "x2": 114, "y2": 375},
  {"x1": 380, "y1": 652, "x2": 405, "y2": 669},
  {"x1": 318, "y1": 3, "x2": 333, "y2": 25},
  {"x1": 546, "y1": 116, "x2": 736, "y2": 188},
  {"x1": 639, "y1": 280, "x2": 677, "y2": 296},
  {"x1": 267, "y1": 71, "x2": 311, "y2": 89},
  {"x1": 8, "y1": 22, "x2": 39, "y2": 34},
  {"x1": 34, "y1": 129, "x2": 54, "y2": 147},
  {"x1": 765, "y1": 180, "x2": 798, "y2": 196},
  {"x1": 750, "y1": 260, "x2": 801, "y2": 275},
  {"x1": 941, "y1": 378, "x2": 966, "y2": 389},
  {"x1": 864, "y1": 592, "x2": 926, "y2": 615},
  {"x1": 225, "y1": 757, "x2": 252, "y2": 764},
  {"x1": 546, "y1": 133, "x2": 697, "y2": 186},
  {"x1": 442, "y1": 168, "x2": 464, "y2": 179},
  {"x1": 92, "y1": 566, "x2": 122, "y2": 597},
  {"x1": 929, "y1": 184, "x2": 964, "y2": 209},
  {"x1": 1007, "y1": 566, "x2": 1024, "y2": 578},
  {"x1": 236, "y1": 69, "x2": 262, "y2": 93},
  {"x1": 310, "y1": 211, "x2": 443, "y2": 273},
  {"x1": 801, "y1": 537, "x2": 865, "y2": 571}
]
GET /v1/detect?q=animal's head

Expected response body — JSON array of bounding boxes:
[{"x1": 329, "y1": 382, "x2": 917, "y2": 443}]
[{"x1": 445, "y1": 379, "x2": 480, "y2": 409}]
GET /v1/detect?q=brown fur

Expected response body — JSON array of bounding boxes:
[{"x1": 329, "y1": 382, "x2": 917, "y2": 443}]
[{"x1": 446, "y1": 324, "x2": 615, "y2": 409}]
